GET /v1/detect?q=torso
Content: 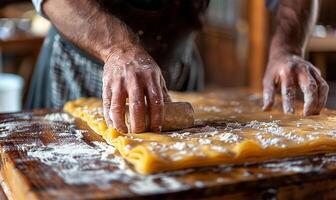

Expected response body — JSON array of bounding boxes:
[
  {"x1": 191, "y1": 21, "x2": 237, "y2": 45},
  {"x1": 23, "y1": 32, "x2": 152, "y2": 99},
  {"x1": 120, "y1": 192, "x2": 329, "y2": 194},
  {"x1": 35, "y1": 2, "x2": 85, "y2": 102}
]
[
  {"x1": 27, "y1": 0, "x2": 209, "y2": 109},
  {"x1": 100, "y1": 0, "x2": 209, "y2": 68}
]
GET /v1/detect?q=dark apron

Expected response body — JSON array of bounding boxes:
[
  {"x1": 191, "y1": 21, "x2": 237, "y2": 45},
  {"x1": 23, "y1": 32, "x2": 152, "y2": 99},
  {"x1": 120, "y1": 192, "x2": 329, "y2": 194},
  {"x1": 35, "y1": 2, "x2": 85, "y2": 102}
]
[{"x1": 26, "y1": 0, "x2": 209, "y2": 109}]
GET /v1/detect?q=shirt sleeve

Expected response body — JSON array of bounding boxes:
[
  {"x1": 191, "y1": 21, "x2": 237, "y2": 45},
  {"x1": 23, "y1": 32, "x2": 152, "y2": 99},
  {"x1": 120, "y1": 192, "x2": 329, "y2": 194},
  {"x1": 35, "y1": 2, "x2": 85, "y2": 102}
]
[
  {"x1": 265, "y1": 0, "x2": 279, "y2": 11},
  {"x1": 32, "y1": 0, "x2": 45, "y2": 16}
]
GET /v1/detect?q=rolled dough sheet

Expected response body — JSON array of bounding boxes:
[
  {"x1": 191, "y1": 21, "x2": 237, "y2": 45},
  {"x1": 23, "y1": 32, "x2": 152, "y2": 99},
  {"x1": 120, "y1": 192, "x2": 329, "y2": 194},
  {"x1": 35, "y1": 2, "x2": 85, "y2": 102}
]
[{"x1": 63, "y1": 91, "x2": 336, "y2": 175}]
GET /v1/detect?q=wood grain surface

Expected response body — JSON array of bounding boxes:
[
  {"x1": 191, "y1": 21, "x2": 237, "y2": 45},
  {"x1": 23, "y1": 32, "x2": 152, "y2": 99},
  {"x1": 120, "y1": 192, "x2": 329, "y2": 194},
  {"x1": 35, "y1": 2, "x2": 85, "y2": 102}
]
[{"x1": 1, "y1": 90, "x2": 336, "y2": 200}]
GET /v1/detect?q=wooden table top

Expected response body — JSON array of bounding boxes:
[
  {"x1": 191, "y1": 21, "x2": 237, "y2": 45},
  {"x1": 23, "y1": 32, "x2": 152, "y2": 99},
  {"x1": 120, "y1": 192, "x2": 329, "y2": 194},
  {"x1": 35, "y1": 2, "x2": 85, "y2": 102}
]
[{"x1": 1, "y1": 90, "x2": 336, "y2": 200}]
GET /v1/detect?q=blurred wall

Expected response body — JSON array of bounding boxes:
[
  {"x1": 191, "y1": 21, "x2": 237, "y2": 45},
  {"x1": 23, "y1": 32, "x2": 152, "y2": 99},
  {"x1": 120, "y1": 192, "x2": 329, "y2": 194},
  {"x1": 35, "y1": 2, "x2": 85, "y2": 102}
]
[{"x1": 198, "y1": 0, "x2": 250, "y2": 87}]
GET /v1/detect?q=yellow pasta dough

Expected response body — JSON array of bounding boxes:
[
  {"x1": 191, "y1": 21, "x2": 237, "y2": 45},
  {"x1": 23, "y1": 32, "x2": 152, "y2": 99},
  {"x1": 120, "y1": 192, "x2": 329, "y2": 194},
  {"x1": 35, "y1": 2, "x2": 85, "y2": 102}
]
[{"x1": 64, "y1": 90, "x2": 336, "y2": 175}]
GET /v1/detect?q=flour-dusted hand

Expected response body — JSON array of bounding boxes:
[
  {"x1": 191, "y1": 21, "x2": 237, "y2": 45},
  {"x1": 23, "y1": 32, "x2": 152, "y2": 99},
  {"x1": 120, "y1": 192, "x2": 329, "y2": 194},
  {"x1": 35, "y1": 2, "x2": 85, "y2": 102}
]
[
  {"x1": 263, "y1": 54, "x2": 329, "y2": 116},
  {"x1": 103, "y1": 45, "x2": 171, "y2": 133},
  {"x1": 263, "y1": 0, "x2": 327, "y2": 116},
  {"x1": 41, "y1": 1, "x2": 171, "y2": 133}
]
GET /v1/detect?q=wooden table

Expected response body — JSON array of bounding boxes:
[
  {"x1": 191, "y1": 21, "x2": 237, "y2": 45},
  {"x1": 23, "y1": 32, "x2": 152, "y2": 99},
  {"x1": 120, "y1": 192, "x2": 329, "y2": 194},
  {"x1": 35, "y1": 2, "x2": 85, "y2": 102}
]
[{"x1": 1, "y1": 90, "x2": 336, "y2": 199}]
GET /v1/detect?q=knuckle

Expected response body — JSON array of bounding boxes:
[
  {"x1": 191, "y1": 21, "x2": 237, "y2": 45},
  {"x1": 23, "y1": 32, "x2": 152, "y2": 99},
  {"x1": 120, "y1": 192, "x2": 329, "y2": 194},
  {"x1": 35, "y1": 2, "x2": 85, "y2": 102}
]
[
  {"x1": 282, "y1": 86, "x2": 295, "y2": 99},
  {"x1": 151, "y1": 98, "x2": 164, "y2": 107},
  {"x1": 130, "y1": 100, "x2": 145, "y2": 111},
  {"x1": 111, "y1": 84, "x2": 124, "y2": 94},
  {"x1": 126, "y1": 69, "x2": 138, "y2": 79},
  {"x1": 151, "y1": 67, "x2": 159, "y2": 74},
  {"x1": 102, "y1": 90, "x2": 112, "y2": 100},
  {"x1": 103, "y1": 100, "x2": 111, "y2": 108},
  {"x1": 308, "y1": 82, "x2": 318, "y2": 92},
  {"x1": 110, "y1": 103, "x2": 124, "y2": 113},
  {"x1": 102, "y1": 88, "x2": 111, "y2": 96},
  {"x1": 128, "y1": 85, "x2": 142, "y2": 95},
  {"x1": 321, "y1": 83, "x2": 329, "y2": 93},
  {"x1": 296, "y1": 63, "x2": 308, "y2": 73},
  {"x1": 149, "y1": 92, "x2": 164, "y2": 107},
  {"x1": 280, "y1": 69, "x2": 293, "y2": 79},
  {"x1": 102, "y1": 78, "x2": 112, "y2": 88},
  {"x1": 302, "y1": 63, "x2": 311, "y2": 70},
  {"x1": 284, "y1": 89, "x2": 295, "y2": 99},
  {"x1": 313, "y1": 66, "x2": 321, "y2": 75},
  {"x1": 107, "y1": 76, "x2": 123, "y2": 88},
  {"x1": 146, "y1": 68, "x2": 159, "y2": 78}
]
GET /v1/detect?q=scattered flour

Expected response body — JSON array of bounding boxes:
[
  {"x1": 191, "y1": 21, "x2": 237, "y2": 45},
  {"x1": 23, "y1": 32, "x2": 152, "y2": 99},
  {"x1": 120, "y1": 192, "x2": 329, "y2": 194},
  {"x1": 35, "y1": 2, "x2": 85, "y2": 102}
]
[
  {"x1": 194, "y1": 181, "x2": 205, "y2": 188},
  {"x1": 0, "y1": 121, "x2": 34, "y2": 138},
  {"x1": 27, "y1": 140, "x2": 188, "y2": 194},
  {"x1": 71, "y1": 129, "x2": 86, "y2": 139},
  {"x1": 262, "y1": 160, "x2": 322, "y2": 173},
  {"x1": 199, "y1": 138, "x2": 211, "y2": 145},
  {"x1": 4, "y1": 109, "x2": 335, "y2": 196},
  {"x1": 201, "y1": 106, "x2": 222, "y2": 113},
  {"x1": 255, "y1": 132, "x2": 283, "y2": 148},
  {"x1": 129, "y1": 176, "x2": 189, "y2": 194},
  {"x1": 218, "y1": 132, "x2": 241, "y2": 143},
  {"x1": 27, "y1": 141, "x2": 127, "y2": 188},
  {"x1": 44, "y1": 113, "x2": 75, "y2": 123},
  {"x1": 172, "y1": 142, "x2": 187, "y2": 151}
]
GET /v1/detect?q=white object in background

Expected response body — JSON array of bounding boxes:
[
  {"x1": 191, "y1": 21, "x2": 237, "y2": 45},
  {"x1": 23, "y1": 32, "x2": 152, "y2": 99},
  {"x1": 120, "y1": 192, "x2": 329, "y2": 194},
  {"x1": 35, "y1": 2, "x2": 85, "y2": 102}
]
[
  {"x1": 0, "y1": 73, "x2": 24, "y2": 113},
  {"x1": 31, "y1": 15, "x2": 51, "y2": 36}
]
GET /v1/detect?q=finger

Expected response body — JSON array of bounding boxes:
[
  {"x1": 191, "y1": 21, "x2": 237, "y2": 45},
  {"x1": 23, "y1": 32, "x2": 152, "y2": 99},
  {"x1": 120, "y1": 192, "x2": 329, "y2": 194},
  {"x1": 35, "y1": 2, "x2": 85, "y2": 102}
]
[
  {"x1": 296, "y1": 66, "x2": 318, "y2": 116},
  {"x1": 147, "y1": 75, "x2": 164, "y2": 132},
  {"x1": 310, "y1": 67, "x2": 329, "y2": 114},
  {"x1": 280, "y1": 75, "x2": 296, "y2": 114},
  {"x1": 128, "y1": 81, "x2": 146, "y2": 133},
  {"x1": 262, "y1": 77, "x2": 276, "y2": 111},
  {"x1": 161, "y1": 76, "x2": 172, "y2": 102},
  {"x1": 110, "y1": 81, "x2": 128, "y2": 133},
  {"x1": 102, "y1": 82, "x2": 113, "y2": 127}
]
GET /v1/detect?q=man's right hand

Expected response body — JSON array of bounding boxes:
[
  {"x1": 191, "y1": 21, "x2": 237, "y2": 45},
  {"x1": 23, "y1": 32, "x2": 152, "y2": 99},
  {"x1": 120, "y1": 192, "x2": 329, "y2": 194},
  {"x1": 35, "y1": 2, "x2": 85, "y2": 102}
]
[
  {"x1": 42, "y1": 0, "x2": 171, "y2": 133},
  {"x1": 103, "y1": 45, "x2": 171, "y2": 133}
]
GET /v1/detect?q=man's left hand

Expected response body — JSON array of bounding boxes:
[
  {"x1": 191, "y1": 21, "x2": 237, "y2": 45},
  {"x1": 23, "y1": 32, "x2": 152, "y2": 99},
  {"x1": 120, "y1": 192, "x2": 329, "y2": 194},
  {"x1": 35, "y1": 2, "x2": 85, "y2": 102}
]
[{"x1": 263, "y1": 54, "x2": 329, "y2": 116}]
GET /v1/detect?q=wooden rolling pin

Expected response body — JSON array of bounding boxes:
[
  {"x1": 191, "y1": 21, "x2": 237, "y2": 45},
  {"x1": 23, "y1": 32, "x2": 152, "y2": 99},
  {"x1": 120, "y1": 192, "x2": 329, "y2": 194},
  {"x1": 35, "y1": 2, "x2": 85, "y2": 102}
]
[{"x1": 126, "y1": 102, "x2": 194, "y2": 132}]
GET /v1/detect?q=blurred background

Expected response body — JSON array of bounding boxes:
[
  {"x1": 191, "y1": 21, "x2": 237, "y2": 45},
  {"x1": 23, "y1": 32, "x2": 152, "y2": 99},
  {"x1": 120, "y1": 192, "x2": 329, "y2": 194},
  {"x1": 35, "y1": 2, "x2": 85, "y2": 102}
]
[{"x1": 0, "y1": 0, "x2": 335, "y2": 112}]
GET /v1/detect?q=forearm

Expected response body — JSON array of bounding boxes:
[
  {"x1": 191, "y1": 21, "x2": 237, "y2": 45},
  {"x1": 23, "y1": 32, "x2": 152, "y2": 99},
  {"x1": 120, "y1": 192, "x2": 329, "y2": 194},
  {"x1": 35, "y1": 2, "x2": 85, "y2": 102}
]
[
  {"x1": 270, "y1": 0, "x2": 319, "y2": 57},
  {"x1": 42, "y1": 0, "x2": 138, "y2": 62}
]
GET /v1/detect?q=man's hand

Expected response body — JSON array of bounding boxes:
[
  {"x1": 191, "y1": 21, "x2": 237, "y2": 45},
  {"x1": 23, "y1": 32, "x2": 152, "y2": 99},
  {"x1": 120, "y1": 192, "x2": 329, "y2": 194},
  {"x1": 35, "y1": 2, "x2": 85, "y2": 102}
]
[
  {"x1": 103, "y1": 45, "x2": 171, "y2": 133},
  {"x1": 263, "y1": 0, "x2": 327, "y2": 115},
  {"x1": 263, "y1": 53, "x2": 329, "y2": 115},
  {"x1": 42, "y1": 1, "x2": 171, "y2": 133}
]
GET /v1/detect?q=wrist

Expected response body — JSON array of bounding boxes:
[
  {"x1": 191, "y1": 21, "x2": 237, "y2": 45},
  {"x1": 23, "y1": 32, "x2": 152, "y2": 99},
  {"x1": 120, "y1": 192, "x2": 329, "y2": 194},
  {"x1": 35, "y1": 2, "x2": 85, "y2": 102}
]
[
  {"x1": 269, "y1": 36, "x2": 304, "y2": 60},
  {"x1": 104, "y1": 43, "x2": 155, "y2": 70},
  {"x1": 104, "y1": 43, "x2": 140, "y2": 63},
  {"x1": 100, "y1": 19, "x2": 140, "y2": 62}
]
